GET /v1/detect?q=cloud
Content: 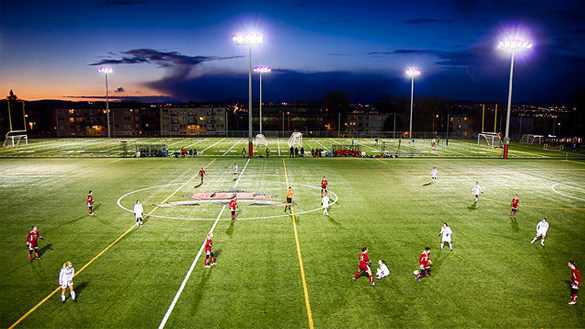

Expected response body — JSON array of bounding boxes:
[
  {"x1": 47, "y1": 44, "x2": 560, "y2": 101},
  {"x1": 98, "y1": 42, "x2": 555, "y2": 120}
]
[
  {"x1": 115, "y1": 87, "x2": 125, "y2": 93},
  {"x1": 367, "y1": 49, "x2": 478, "y2": 66},
  {"x1": 90, "y1": 49, "x2": 241, "y2": 68},
  {"x1": 403, "y1": 18, "x2": 455, "y2": 24}
]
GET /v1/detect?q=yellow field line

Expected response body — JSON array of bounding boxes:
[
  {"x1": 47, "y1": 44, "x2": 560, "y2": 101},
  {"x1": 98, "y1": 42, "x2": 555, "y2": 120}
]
[
  {"x1": 101, "y1": 159, "x2": 122, "y2": 166},
  {"x1": 376, "y1": 158, "x2": 390, "y2": 166},
  {"x1": 282, "y1": 159, "x2": 314, "y2": 329},
  {"x1": 483, "y1": 196, "x2": 585, "y2": 211},
  {"x1": 9, "y1": 158, "x2": 217, "y2": 329}
]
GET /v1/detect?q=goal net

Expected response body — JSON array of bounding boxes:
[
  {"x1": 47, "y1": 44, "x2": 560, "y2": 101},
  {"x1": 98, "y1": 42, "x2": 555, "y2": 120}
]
[
  {"x1": 288, "y1": 132, "x2": 302, "y2": 147},
  {"x1": 255, "y1": 134, "x2": 268, "y2": 147},
  {"x1": 3, "y1": 133, "x2": 28, "y2": 147},
  {"x1": 519, "y1": 134, "x2": 543, "y2": 144},
  {"x1": 478, "y1": 133, "x2": 503, "y2": 148}
]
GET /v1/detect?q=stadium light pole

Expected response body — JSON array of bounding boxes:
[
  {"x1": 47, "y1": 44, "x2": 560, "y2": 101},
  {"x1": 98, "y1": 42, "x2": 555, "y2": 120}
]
[
  {"x1": 406, "y1": 68, "x2": 421, "y2": 139},
  {"x1": 253, "y1": 66, "x2": 271, "y2": 135},
  {"x1": 233, "y1": 33, "x2": 264, "y2": 157},
  {"x1": 98, "y1": 67, "x2": 112, "y2": 138},
  {"x1": 498, "y1": 38, "x2": 532, "y2": 159}
]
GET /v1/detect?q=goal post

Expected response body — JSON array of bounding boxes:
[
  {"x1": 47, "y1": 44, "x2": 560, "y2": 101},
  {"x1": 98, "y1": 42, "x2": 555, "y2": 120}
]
[
  {"x1": 255, "y1": 133, "x2": 268, "y2": 147},
  {"x1": 519, "y1": 134, "x2": 543, "y2": 144},
  {"x1": 478, "y1": 133, "x2": 503, "y2": 148},
  {"x1": 288, "y1": 132, "x2": 302, "y2": 147},
  {"x1": 3, "y1": 131, "x2": 28, "y2": 147}
]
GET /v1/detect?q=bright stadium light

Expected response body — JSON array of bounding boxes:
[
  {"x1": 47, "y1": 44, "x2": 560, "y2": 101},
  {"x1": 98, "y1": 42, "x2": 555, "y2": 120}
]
[
  {"x1": 498, "y1": 38, "x2": 532, "y2": 159},
  {"x1": 232, "y1": 32, "x2": 265, "y2": 157},
  {"x1": 253, "y1": 66, "x2": 271, "y2": 134},
  {"x1": 406, "y1": 68, "x2": 421, "y2": 140},
  {"x1": 98, "y1": 67, "x2": 112, "y2": 138}
]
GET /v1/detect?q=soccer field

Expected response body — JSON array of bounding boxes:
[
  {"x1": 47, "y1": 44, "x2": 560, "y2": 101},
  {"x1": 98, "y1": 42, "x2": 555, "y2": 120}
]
[{"x1": 1, "y1": 139, "x2": 584, "y2": 328}]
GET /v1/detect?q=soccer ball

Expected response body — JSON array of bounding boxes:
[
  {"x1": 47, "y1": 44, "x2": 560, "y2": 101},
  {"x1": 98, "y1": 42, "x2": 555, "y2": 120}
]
[{"x1": 413, "y1": 270, "x2": 419, "y2": 276}]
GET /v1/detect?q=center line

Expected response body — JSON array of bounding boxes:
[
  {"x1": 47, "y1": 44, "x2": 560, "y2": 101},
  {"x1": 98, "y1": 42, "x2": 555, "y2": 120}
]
[
  {"x1": 158, "y1": 158, "x2": 251, "y2": 329},
  {"x1": 282, "y1": 159, "x2": 314, "y2": 329}
]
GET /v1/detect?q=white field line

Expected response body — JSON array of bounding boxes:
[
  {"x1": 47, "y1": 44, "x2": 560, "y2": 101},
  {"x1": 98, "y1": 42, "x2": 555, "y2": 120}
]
[
  {"x1": 167, "y1": 138, "x2": 192, "y2": 147},
  {"x1": 159, "y1": 158, "x2": 250, "y2": 329},
  {"x1": 277, "y1": 138, "x2": 281, "y2": 156},
  {"x1": 201, "y1": 138, "x2": 226, "y2": 154},
  {"x1": 311, "y1": 138, "x2": 330, "y2": 151},
  {"x1": 185, "y1": 139, "x2": 206, "y2": 149},
  {"x1": 223, "y1": 138, "x2": 244, "y2": 156}
]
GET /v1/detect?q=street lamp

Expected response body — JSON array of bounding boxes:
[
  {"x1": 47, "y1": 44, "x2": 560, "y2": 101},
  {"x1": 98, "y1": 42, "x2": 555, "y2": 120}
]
[
  {"x1": 406, "y1": 68, "x2": 421, "y2": 139},
  {"x1": 498, "y1": 38, "x2": 532, "y2": 159},
  {"x1": 253, "y1": 66, "x2": 271, "y2": 135},
  {"x1": 98, "y1": 66, "x2": 112, "y2": 138},
  {"x1": 232, "y1": 32, "x2": 264, "y2": 157}
]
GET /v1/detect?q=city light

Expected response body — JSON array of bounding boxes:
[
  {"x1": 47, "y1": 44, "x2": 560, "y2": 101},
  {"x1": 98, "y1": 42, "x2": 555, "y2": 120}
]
[
  {"x1": 98, "y1": 67, "x2": 112, "y2": 74},
  {"x1": 253, "y1": 66, "x2": 271, "y2": 73},
  {"x1": 406, "y1": 68, "x2": 421, "y2": 76},
  {"x1": 498, "y1": 39, "x2": 532, "y2": 50}
]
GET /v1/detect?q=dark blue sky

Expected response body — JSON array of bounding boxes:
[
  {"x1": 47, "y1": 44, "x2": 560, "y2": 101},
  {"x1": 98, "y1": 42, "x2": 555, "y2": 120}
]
[{"x1": 1, "y1": 0, "x2": 584, "y2": 104}]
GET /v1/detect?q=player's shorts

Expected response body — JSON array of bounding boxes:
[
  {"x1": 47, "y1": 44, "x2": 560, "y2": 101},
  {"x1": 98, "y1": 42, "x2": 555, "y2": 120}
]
[
  {"x1": 231, "y1": 210, "x2": 236, "y2": 214},
  {"x1": 359, "y1": 264, "x2": 370, "y2": 272},
  {"x1": 442, "y1": 235, "x2": 452, "y2": 243},
  {"x1": 322, "y1": 202, "x2": 329, "y2": 208},
  {"x1": 205, "y1": 249, "x2": 212, "y2": 256},
  {"x1": 420, "y1": 264, "x2": 430, "y2": 270},
  {"x1": 134, "y1": 214, "x2": 142, "y2": 220},
  {"x1": 27, "y1": 243, "x2": 38, "y2": 251},
  {"x1": 287, "y1": 197, "x2": 292, "y2": 204},
  {"x1": 60, "y1": 280, "x2": 73, "y2": 289},
  {"x1": 537, "y1": 230, "x2": 547, "y2": 237},
  {"x1": 511, "y1": 207, "x2": 518, "y2": 211},
  {"x1": 321, "y1": 187, "x2": 327, "y2": 191}
]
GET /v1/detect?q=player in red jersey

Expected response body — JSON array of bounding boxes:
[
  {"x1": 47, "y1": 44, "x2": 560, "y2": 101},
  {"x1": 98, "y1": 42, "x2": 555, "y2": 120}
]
[
  {"x1": 416, "y1": 247, "x2": 432, "y2": 281},
  {"x1": 198, "y1": 168, "x2": 206, "y2": 184},
  {"x1": 87, "y1": 190, "x2": 94, "y2": 215},
  {"x1": 569, "y1": 261, "x2": 581, "y2": 305},
  {"x1": 26, "y1": 226, "x2": 43, "y2": 263},
  {"x1": 204, "y1": 232, "x2": 216, "y2": 268},
  {"x1": 510, "y1": 195, "x2": 519, "y2": 219},
  {"x1": 229, "y1": 197, "x2": 238, "y2": 221},
  {"x1": 321, "y1": 176, "x2": 328, "y2": 197},
  {"x1": 352, "y1": 247, "x2": 375, "y2": 286}
]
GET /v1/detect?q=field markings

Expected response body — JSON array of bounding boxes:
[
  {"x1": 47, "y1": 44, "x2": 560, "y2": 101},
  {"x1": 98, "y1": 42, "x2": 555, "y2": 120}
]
[
  {"x1": 311, "y1": 138, "x2": 330, "y2": 151},
  {"x1": 277, "y1": 138, "x2": 281, "y2": 156},
  {"x1": 282, "y1": 159, "x2": 314, "y2": 329},
  {"x1": 200, "y1": 138, "x2": 226, "y2": 154},
  {"x1": 185, "y1": 139, "x2": 207, "y2": 149},
  {"x1": 8, "y1": 159, "x2": 217, "y2": 329},
  {"x1": 102, "y1": 159, "x2": 122, "y2": 166},
  {"x1": 223, "y1": 138, "x2": 244, "y2": 156},
  {"x1": 159, "y1": 158, "x2": 250, "y2": 329}
]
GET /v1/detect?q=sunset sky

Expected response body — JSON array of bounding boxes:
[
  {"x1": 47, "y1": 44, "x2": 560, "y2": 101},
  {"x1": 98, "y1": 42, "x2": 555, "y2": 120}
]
[{"x1": 1, "y1": 0, "x2": 584, "y2": 104}]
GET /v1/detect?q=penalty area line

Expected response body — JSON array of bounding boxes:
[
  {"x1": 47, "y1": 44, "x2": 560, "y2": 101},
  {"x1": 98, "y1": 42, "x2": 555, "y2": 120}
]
[
  {"x1": 158, "y1": 158, "x2": 251, "y2": 329},
  {"x1": 282, "y1": 159, "x2": 314, "y2": 329},
  {"x1": 8, "y1": 159, "x2": 217, "y2": 329}
]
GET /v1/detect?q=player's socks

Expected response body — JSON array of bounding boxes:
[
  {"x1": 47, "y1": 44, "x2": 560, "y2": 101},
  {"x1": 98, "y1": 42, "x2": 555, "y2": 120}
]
[
  {"x1": 541, "y1": 241, "x2": 544, "y2": 246},
  {"x1": 530, "y1": 238, "x2": 536, "y2": 243},
  {"x1": 440, "y1": 243, "x2": 444, "y2": 250},
  {"x1": 369, "y1": 275, "x2": 374, "y2": 283},
  {"x1": 71, "y1": 292, "x2": 76, "y2": 301},
  {"x1": 29, "y1": 253, "x2": 33, "y2": 262},
  {"x1": 34, "y1": 251, "x2": 40, "y2": 259},
  {"x1": 353, "y1": 271, "x2": 360, "y2": 279},
  {"x1": 449, "y1": 245, "x2": 453, "y2": 251},
  {"x1": 61, "y1": 295, "x2": 66, "y2": 303}
]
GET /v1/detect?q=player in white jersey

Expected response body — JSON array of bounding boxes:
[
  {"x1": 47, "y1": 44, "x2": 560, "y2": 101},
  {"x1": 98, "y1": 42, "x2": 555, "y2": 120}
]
[
  {"x1": 133, "y1": 200, "x2": 144, "y2": 228},
  {"x1": 438, "y1": 222, "x2": 453, "y2": 251},
  {"x1": 471, "y1": 182, "x2": 483, "y2": 203},
  {"x1": 322, "y1": 192, "x2": 330, "y2": 215},
  {"x1": 376, "y1": 259, "x2": 390, "y2": 280},
  {"x1": 59, "y1": 261, "x2": 76, "y2": 303},
  {"x1": 431, "y1": 167, "x2": 438, "y2": 183},
  {"x1": 233, "y1": 163, "x2": 238, "y2": 180},
  {"x1": 531, "y1": 218, "x2": 549, "y2": 246}
]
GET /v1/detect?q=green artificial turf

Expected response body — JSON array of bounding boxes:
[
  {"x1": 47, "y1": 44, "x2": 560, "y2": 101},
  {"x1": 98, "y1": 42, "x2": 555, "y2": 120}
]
[{"x1": 0, "y1": 139, "x2": 584, "y2": 328}]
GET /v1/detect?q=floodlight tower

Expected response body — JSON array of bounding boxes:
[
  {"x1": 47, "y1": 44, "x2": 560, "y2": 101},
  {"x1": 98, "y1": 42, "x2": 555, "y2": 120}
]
[
  {"x1": 406, "y1": 68, "x2": 421, "y2": 139},
  {"x1": 253, "y1": 66, "x2": 271, "y2": 135},
  {"x1": 498, "y1": 38, "x2": 532, "y2": 159},
  {"x1": 98, "y1": 66, "x2": 112, "y2": 138},
  {"x1": 232, "y1": 33, "x2": 264, "y2": 157}
]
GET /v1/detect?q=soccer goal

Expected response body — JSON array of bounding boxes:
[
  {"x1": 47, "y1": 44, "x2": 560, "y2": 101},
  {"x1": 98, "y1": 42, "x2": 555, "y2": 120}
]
[
  {"x1": 478, "y1": 133, "x2": 503, "y2": 148},
  {"x1": 3, "y1": 132, "x2": 28, "y2": 147},
  {"x1": 255, "y1": 134, "x2": 268, "y2": 147},
  {"x1": 288, "y1": 132, "x2": 302, "y2": 147},
  {"x1": 519, "y1": 134, "x2": 543, "y2": 144}
]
